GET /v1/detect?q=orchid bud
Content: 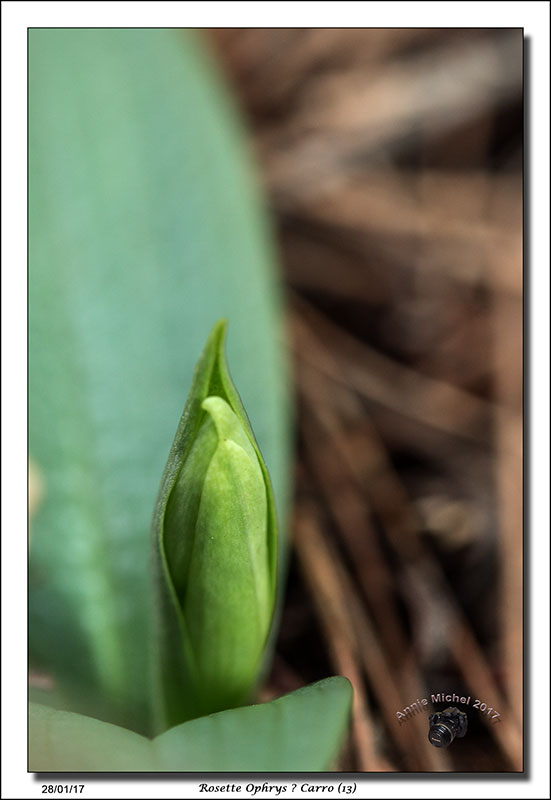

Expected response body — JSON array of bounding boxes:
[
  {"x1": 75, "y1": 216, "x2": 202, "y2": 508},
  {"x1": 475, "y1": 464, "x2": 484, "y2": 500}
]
[{"x1": 152, "y1": 321, "x2": 277, "y2": 730}]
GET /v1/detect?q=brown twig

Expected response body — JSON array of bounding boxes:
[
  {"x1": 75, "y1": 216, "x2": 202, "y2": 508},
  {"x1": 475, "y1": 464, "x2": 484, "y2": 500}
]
[
  {"x1": 297, "y1": 385, "x2": 451, "y2": 770},
  {"x1": 277, "y1": 172, "x2": 522, "y2": 297},
  {"x1": 293, "y1": 505, "x2": 391, "y2": 771},
  {"x1": 488, "y1": 178, "x2": 523, "y2": 730},
  {"x1": 290, "y1": 296, "x2": 499, "y2": 446},
  {"x1": 292, "y1": 311, "x2": 523, "y2": 770},
  {"x1": 211, "y1": 27, "x2": 522, "y2": 772}
]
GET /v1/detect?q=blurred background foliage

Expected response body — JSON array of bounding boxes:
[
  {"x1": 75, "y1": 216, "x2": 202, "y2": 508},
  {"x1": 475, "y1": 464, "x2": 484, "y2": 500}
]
[
  {"x1": 29, "y1": 27, "x2": 523, "y2": 771},
  {"x1": 207, "y1": 28, "x2": 523, "y2": 771}
]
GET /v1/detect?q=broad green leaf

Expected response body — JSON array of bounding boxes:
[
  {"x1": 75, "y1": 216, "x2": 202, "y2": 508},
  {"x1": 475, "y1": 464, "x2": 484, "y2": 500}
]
[
  {"x1": 29, "y1": 29, "x2": 290, "y2": 735},
  {"x1": 30, "y1": 677, "x2": 352, "y2": 772},
  {"x1": 152, "y1": 321, "x2": 278, "y2": 729}
]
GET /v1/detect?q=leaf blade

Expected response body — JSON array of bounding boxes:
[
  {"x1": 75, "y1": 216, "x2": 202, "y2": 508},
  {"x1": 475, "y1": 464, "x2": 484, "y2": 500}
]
[
  {"x1": 30, "y1": 677, "x2": 353, "y2": 772},
  {"x1": 29, "y1": 30, "x2": 290, "y2": 733}
]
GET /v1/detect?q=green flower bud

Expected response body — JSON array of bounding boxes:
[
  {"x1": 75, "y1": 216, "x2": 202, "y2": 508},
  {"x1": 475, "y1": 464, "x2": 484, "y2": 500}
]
[{"x1": 152, "y1": 321, "x2": 277, "y2": 730}]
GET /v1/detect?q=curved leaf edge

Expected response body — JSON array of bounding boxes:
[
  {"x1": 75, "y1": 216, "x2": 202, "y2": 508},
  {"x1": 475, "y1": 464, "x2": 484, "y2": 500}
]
[{"x1": 30, "y1": 676, "x2": 353, "y2": 772}]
